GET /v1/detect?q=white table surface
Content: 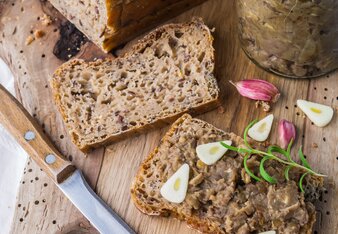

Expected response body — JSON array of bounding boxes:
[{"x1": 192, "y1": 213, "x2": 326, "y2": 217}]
[{"x1": 0, "y1": 58, "x2": 27, "y2": 234}]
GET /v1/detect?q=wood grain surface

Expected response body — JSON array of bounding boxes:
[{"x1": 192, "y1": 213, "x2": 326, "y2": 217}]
[{"x1": 0, "y1": 0, "x2": 337, "y2": 233}]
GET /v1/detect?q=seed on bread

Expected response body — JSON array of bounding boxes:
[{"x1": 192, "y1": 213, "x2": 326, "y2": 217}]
[{"x1": 25, "y1": 35, "x2": 35, "y2": 45}]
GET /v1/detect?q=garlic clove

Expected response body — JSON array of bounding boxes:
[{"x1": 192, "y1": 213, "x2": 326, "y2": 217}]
[
  {"x1": 248, "y1": 114, "x2": 274, "y2": 142},
  {"x1": 160, "y1": 163, "x2": 189, "y2": 203},
  {"x1": 278, "y1": 119, "x2": 296, "y2": 149},
  {"x1": 297, "y1": 100, "x2": 334, "y2": 127},
  {"x1": 259, "y1": 231, "x2": 276, "y2": 234},
  {"x1": 196, "y1": 141, "x2": 232, "y2": 165},
  {"x1": 230, "y1": 79, "x2": 280, "y2": 103}
]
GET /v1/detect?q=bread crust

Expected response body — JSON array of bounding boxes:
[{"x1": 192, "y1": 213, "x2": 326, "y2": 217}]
[
  {"x1": 130, "y1": 114, "x2": 191, "y2": 214},
  {"x1": 129, "y1": 115, "x2": 219, "y2": 233},
  {"x1": 102, "y1": 0, "x2": 207, "y2": 52},
  {"x1": 102, "y1": 0, "x2": 206, "y2": 53},
  {"x1": 51, "y1": 19, "x2": 220, "y2": 152}
]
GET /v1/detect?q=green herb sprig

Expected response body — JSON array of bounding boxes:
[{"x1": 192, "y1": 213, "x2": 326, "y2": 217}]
[{"x1": 221, "y1": 120, "x2": 326, "y2": 192}]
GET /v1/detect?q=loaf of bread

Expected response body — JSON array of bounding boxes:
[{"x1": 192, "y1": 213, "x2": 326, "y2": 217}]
[
  {"x1": 51, "y1": 19, "x2": 220, "y2": 152},
  {"x1": 49, "y1": 0, "x2": 206, "y2": 52},
  {"x1": 131, "y1": 114, "x2": 318, "y2": 234}
]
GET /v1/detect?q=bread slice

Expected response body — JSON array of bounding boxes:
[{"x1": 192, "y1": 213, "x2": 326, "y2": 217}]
[
  {"x1": 131, "y1": 114, "x2": 317, "y2": 234},
  {"x1": 51, "y1": 19, "x2": 220, "y2": 152},
  {"x1": 49, "y1": 0, "x2": 206, "y2": 52}
]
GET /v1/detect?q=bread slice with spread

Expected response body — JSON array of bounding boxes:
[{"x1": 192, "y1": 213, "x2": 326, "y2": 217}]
[{"x1": 131, "y1": 114, "x2": 320, "y2": 234}]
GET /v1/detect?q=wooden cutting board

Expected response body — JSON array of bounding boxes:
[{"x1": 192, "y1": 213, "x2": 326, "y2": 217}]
[{"x1": 0, "y1": 0, "x2": 337, "y2": 233}]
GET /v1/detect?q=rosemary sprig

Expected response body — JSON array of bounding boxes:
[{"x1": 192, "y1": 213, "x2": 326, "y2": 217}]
[{"x1": 220, "y1": 120, "x2": 326, "y2": 192}]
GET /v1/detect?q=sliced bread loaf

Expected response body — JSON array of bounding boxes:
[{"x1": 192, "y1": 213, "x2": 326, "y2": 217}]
[
  {"x1": 49, "y1": 0, "x2": 206, "y2": 52},
  {"x1": 131, "y1": 114, "x2": 318, "y2": 234},
  {"x1": 51, "y1": 19, "x2": 220, "y2": 152}
]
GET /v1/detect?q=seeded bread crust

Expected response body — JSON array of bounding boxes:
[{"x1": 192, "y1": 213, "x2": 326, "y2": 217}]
[
  {"x1": 131, "y1": 114, "x2": 317, "y2": 234},
  {"x1": 52, "y1": 19, "x2": 221, "y2": 152}
]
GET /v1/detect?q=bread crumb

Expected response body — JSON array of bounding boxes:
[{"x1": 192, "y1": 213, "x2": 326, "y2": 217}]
[
  {"x1": 34, "y1": 30, "x2": 45, "y2": 39},
  {"x1": 312, "y1": 143, "x2": 318, "y2": 148},
  {"x1": 217, "y1": 106, "x2": 225, "y2": 114},
  {"x1": 41, "y1": 14, "x2": 52, "y2": 26},
  {"x1": 25, "y1": 35, "x2": 35, "y2": 45},
  {"x1": 79, "y1": 222, "x2": 91, "y2": 230},
  {"x1": 255, "y1": 100, "x2": 271, "y2": 112}
]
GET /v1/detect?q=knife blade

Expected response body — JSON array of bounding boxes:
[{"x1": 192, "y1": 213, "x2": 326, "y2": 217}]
[
  {"x1": 0, "y1": 84, "x2": 135, "y2": 234},
  {"x1": 58, "y1": 170, "x2": 135, "y2": 233}
]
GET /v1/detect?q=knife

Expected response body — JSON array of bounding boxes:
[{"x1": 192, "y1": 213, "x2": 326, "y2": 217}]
[{"x1": 0, "y1": 84, "x2": 135, "y2": 234}]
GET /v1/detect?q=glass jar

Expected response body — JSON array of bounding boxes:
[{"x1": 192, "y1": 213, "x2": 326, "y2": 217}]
[{"x1": 237, "y1": 0, "x2": 338, "y2": 78}]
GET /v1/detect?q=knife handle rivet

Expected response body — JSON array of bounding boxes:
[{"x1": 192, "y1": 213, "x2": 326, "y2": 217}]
[
  {"x1": 24, "y1": 131, "x2": 35, "y2": 141},
  {"x1": 45, "y1": 154, "x2": 56, "y2": 164}
]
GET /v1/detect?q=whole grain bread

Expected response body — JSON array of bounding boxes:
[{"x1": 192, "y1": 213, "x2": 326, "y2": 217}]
[
  {"x1": 51, "y1": 19, "x2": 220, "y2": 152},
  {"x1": 131, "y1": 114, "x2": 318, "y2": 234},
  {"x1": 49, "y1": 0, "x2": 206, "y2": 52}
]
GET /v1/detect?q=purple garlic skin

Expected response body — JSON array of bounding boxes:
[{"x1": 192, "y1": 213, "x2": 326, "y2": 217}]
[
  {"x1": 278, "y1": 119, "x2": 296, "y2": 149},
  {"x1": 230, "y1": 79, "x2": 280, "y2": 103}
]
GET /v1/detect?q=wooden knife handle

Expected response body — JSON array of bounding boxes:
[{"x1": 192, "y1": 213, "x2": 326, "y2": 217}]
[{"x1": 0, "y1": 84, "x2": 75, "y2": 183}]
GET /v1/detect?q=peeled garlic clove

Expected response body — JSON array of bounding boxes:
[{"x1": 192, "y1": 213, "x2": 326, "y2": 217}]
[
  {"x1": 297, "y1": 100, "x2": 334, "y2": 127},
  {"x1": 259, "y1": 231, "x2": 276, "y2": 234},
  {"x1": 248, "y1": 114, "x2": 274, "y2": 142},
  {"x1": 160, "y1": 163, "x2": 189, "y2": 203},
  {"x1": 196, "y1": 140, "x2": 232, "y2": 165},
  {"x1": 278, "y1": 119, "x2": 296, "y2": 149},
  {"x1": 230, "y1": 79, "x2": 280, "y2": 103}
]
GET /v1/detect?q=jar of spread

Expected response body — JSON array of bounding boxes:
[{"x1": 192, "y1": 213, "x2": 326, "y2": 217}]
[{"x1": 237, "y1": 0, "x2": 338, "y2": 78}]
